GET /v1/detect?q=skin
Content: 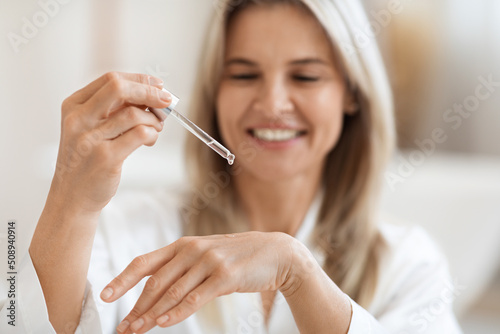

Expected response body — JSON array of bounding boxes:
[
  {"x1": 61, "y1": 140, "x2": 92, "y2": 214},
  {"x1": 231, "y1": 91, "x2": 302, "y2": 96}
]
[{"x1": 30, "y1": 3, "x2": 353, "y2": 334}]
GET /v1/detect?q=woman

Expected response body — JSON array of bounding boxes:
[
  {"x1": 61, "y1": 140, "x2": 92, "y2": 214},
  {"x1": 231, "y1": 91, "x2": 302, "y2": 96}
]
[{"x1": 2, "y1": 0, "x2": 462, "y2": 333}]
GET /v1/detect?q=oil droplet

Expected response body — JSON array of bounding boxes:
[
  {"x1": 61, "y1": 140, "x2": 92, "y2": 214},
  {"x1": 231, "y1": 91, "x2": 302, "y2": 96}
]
[{"x1": 227, "y1": 154, "x2": 235, "y2": 165}]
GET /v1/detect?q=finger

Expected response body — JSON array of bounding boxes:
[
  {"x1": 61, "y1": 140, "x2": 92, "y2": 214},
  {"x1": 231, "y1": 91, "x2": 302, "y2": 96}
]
[
  {"x1": 105, "y1": 125, "x2": 159, "y2": 162},
  {"x1": 157, "y1": 276, "x2": 223, "y2": 328},
  {"x1": 149, "y1": 107, "x2": 169, "y2": 122},
  {"x1": 127, "y1": 262, "x2": 209, "y2": 334},
  {"x1": 72, "y1": 72, "x2": 164, "y2": 105},
  {"x1": 117, "y1": 249, "x2": 202, "y2": 333},
  {"x1": 96, "y1": 106, "x2": 163, "y2": 140},
  {"x1": 100, "y1": 245, "x2": 177, "y2": 304},
  {"x1": 85, "y1": 77, "x2": 172, "y2": 119}
]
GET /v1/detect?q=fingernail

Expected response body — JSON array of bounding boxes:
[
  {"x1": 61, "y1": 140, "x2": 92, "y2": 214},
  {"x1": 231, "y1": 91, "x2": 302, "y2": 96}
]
[
  {"x1": 131, "y1": 318, "x2": 145, "y2": 331},
  {"x1": 116, "y1": 319, "x2": 129, "y2": 333},
  {"x1": 100, "y1": 287, "x2": 113, "y2": 300},
  {"x1": 160, "y1": 89, "x2": 172, "y2": 103},
  {"x1": 157, "y1": 314, "x2": 170, "y2": 325},
  {"x1": 148, "y1": 76, "x2": 164, "y2": 87}
]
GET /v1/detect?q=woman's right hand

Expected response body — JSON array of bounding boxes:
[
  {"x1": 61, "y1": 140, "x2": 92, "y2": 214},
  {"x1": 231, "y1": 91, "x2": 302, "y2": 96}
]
[{"x1": 50, "y1": 72, "x2": 172, "y2": 215}]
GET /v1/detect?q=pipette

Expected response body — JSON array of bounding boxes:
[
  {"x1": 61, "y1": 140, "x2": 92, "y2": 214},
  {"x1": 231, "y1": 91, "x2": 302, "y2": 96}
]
[{"x1": 150, "y1": 88, "x2": 235, "y2": 165}]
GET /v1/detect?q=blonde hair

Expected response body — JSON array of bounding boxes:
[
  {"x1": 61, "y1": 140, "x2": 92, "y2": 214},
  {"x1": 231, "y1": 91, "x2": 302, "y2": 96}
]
[{"x1": 183, "y1": 0, "x2": 396, "y2": 307}]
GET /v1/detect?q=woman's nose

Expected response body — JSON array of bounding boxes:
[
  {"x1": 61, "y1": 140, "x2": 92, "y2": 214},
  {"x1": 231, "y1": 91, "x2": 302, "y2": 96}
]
[{"x1": 256, "y1": 78, "x2": 294, "y2": 119}]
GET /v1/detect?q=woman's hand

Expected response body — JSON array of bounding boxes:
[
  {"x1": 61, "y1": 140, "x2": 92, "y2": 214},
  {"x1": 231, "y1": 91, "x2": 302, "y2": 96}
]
[
  {"x1": 100, "y1": 232, "x2": 315, "y2": 334},
  {"x1": 50, "y1": 72, "x2": 171, "y2": 215}
]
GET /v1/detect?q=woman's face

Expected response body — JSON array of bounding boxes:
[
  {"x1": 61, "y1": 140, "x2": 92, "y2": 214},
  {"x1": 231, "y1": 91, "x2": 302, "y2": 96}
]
[{"x1": 217, "y1": 4, "x2": 348, "y2": 182}]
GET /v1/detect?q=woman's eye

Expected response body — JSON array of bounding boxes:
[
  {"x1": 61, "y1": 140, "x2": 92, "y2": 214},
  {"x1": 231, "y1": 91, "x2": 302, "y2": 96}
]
[
  {"x1": 294, "y1": 75, "x2": 320, "y2": 82},
  {"x1": 230, "y1": 74, "x2": 258, "y2": 80}
]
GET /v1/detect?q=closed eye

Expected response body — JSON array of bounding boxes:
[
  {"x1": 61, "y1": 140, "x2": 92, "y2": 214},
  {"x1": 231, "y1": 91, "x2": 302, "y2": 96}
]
[
  {"x1": 230, "y1": 74, "x2": 259, "y2": 80},
  {"x1": 293, "y1": 75, "x2": 320, "y2": 82}
]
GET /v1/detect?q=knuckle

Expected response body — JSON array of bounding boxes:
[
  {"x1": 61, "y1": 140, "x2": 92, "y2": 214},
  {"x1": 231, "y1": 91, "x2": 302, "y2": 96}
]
[
  {"x1": 204, "y1": 249, "x2": 223, "y2": 264},
  {"x1": 135, "y1": 72, "x2": 148, "y2": 84},
  {"x1": 129, "y1": 84, "x2": 144, "y2": 100},
  {"x1": 135, "y1": 124, "x2": 152, "y2": 140},
  {"x1": 122, "y1": 107, "x2": 139, "y2": 123},
  {"x1": 166, "y1": 285, "x2": 183, "y2": 302},
  {"x1": 145, "y1": 275, "x2": 161, "y2": 291},
  {"x1": 107, "y1": 76, "x2": 124, "y2": 96},
  {"x1": 145, "y1": 307, "x2": 162, "y2": 321},
  {"x1": 185, "y1": 239, "x2": 205, "y2": 254},
  {"x1": 169, "y1": 306, "x2": 184, "y2": 321},
  {"x1": 62, "y1": 112, "x2": 81, "y2": 133},
  {"x1": 131, "y1": 255, "x2": 149, "y2": 271},
  {"x1": 144, "y1": 131, "x2": 159, "y2": 147},
  {"x1": 104, "y1": 71, "x2": 120, "y2": 83},
  {"x1": 128, "y1": 308, "x2": 143, "y2": 319},
  {"x1": 184, "y1": 291, "x2": 201, "y2": 308},
  {"x1": 147, "y1": 85, "x2": 159, "y2": 99}
]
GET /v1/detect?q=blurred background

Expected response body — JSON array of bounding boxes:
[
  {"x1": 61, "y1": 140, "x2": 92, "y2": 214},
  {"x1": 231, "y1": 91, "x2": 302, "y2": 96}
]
[{"x1": 0, "y1": 0, "x2": 499, "y2": 332}]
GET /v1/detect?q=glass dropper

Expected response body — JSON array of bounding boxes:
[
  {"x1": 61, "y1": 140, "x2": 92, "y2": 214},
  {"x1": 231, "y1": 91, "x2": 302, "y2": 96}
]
[{"x1": 150, "y1": 88, "x2": 235, "y2": 165}]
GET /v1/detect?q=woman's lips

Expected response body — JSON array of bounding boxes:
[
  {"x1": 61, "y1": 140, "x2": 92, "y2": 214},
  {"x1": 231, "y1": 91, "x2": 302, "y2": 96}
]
[
  {"x1": 247, "y1": 127, "x2": 307, "y2": 149},
  {"x1": 251, "y1": 128, "x2": 304, "y2": 141}
]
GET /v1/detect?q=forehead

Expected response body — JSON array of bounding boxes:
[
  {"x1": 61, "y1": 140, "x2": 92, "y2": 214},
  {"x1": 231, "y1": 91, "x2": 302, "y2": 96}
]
[{"x1": 225, "y1": 4, "x2": 335, "y2": 63}]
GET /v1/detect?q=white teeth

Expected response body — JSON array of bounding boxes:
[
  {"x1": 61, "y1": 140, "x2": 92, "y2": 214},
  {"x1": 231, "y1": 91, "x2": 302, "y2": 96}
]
[{"x1": 252, "y1": 128, "x2": 302, "y2": 142}]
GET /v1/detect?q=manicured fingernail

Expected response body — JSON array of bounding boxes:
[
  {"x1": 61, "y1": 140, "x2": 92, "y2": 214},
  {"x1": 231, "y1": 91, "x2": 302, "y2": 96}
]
[
  {"x1": 157, "y1": 314, "x2": 170, "y2": 325},
  {"x1": 160, "y1": 89, "x2": 172, "y2": 103},
  {"x1": 116, "y1": 319, "x2": 129, "y2": 333},
  {"x1": 100, "y1": 287, "x2": 113, "y2": 300},
  {"x1": 131, "y1": 318, "x2": 145, "y2": 331},
  {"x1": 148, "y1": 76, "x2": 164, "y2": 87}
]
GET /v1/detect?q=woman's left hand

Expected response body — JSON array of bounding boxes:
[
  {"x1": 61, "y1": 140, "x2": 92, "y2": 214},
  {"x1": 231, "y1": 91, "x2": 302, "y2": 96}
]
[{"x1": 100, "y1": 231, "x2": 314, "y2": 334}]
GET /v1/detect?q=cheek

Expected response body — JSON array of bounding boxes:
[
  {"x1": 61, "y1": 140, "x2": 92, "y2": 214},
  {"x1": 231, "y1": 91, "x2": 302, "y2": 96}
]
[
  {"x1": 308, "y1": 92, "x2": 345, "y2": 154},
  {"x1": 216, "y1": 85, "x2": 246, "y2": 147}
]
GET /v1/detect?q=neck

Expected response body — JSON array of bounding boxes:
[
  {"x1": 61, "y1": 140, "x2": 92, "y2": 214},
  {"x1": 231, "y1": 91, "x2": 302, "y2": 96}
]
[{"x1": 234, "y1": 169, "x2": 322, "y2": 236}]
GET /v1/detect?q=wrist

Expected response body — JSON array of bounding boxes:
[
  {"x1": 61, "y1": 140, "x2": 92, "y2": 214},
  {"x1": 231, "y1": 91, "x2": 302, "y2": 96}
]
[
  {"x1": 279, "y1": 237, "x2": 321, "y2": 298},
  {"x1": 46, "y1": 179, "x2": 103, "y2": 220}
]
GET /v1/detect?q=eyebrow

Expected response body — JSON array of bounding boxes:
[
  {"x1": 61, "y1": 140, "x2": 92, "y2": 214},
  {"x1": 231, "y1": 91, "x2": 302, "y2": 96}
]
[
  {"x1": 224, "y1": 58, "x2": 258, "y2": 66},
  {"x1": 224, "y1": 57, "x2": 329, "y2": 67},
  {"x1": 289, "y1": 58, "x2": 329, "y2": 66}
]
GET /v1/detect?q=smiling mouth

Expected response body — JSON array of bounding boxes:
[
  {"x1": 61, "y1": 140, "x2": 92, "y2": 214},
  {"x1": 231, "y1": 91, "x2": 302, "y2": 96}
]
[{"x1": 249, "y1": 128, "x2": 306, "y2": 142}]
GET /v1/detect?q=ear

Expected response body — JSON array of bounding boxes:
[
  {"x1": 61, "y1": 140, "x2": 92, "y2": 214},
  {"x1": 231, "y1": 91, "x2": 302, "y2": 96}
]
[{"x1": 343, "y1": 89, "x2": 359, "y2": 115}]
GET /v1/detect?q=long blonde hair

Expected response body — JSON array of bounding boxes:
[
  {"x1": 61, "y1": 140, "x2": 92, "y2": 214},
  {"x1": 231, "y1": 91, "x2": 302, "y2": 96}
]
[{"x1": 183, "y1": 0, "x2": 396, "y2": 307}]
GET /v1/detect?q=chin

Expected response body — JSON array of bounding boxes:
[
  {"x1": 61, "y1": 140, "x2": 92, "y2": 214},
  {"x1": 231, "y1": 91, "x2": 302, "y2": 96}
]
[{"x1": 238, "y1": 155, "x2": 312, "y2": 183}]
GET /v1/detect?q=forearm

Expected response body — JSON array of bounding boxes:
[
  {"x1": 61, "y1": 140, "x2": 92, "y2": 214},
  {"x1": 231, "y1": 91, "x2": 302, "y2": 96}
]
[
  {"x1": 29, "y1": 185, "x2": 100, "y2": 333},
  {"x1": 280, "y1": 242, "x2": 352, "y2": 334}
]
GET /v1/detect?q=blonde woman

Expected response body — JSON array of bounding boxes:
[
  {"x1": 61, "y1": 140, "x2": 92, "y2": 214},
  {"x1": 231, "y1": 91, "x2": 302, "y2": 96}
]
[{"x1": 1, "y1": 0, "x2": 462, "y2": 333}]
